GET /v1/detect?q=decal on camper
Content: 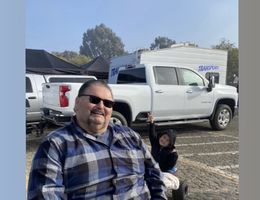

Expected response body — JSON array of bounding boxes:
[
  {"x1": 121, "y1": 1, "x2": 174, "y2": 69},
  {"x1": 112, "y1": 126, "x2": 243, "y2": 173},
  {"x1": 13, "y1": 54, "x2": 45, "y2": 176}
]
[{"x1": 198, "y1": 65, "x2": 220, "y2": 72}]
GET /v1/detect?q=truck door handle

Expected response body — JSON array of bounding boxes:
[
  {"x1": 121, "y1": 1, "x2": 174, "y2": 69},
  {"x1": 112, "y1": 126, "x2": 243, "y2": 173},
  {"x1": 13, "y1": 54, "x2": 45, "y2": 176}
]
[
  {"x1": 186, "y1": 90, "x2": 193, "y2": 93},
  {"x1": 28, "y1": 96, "x2": 36, "y2": 99},
  {"x1": 155, "y1": 90, "x2": 164, "y2": 93}
]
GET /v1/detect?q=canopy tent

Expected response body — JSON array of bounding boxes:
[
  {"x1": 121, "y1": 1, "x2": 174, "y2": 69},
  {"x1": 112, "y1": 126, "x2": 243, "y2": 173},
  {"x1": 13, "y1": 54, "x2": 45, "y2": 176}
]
[
  {"x1": 81, "y1": 56, "x2": 110, "y2": 80},
  {"x1": 26, "y1": 49, "x2": 83, "y2": 75}
]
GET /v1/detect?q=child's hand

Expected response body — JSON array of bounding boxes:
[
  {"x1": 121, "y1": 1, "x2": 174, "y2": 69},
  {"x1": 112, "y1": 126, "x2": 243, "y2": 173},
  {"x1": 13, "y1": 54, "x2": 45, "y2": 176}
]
[{"x1": 147, "y1": 113, "x2": 154, "y2": 123}]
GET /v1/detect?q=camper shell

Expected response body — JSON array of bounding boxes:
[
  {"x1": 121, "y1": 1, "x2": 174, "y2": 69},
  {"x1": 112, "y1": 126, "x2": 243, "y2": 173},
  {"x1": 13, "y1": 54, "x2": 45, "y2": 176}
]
[{"x1": 109, "y1": 43, "x2": 228, "y2": 85}]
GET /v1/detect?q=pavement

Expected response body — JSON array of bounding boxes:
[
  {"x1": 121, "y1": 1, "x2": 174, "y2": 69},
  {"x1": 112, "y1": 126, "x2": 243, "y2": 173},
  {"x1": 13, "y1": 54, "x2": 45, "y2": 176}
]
[{"x1": 26, "y1": 116, "x2": 239, "y2": 199}]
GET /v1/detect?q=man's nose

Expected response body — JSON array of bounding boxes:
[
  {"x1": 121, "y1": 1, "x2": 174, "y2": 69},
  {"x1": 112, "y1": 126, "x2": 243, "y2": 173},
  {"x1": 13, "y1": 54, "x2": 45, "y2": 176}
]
[{"x1": 96, "y1": 100, "x2": 104, "y2": 108}]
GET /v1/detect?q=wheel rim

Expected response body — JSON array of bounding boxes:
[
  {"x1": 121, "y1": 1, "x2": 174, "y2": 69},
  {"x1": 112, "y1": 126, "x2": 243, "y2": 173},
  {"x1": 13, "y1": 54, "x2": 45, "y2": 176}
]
[
  {"x1": 217, "y1": 108, "x2": 230, "y2": 128},
  {"x1": 110, "y1": 117, "x2": 123, "y2": 125}
]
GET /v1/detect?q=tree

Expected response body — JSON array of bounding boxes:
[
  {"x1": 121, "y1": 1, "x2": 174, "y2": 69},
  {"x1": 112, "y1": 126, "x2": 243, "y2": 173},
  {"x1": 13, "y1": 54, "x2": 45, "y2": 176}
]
[
  {"x1": 212, "y1": 39, "x2": 239, "y2": 85},
  {"x1": 150, "y1": 36, "x2": 176, "y2": 50},
  {"x1": 80, "y1": 23, "x2": 125, "y2": 59},
  {"x1": 52, "y1": 51, "x2": 91, "y2": 66}
]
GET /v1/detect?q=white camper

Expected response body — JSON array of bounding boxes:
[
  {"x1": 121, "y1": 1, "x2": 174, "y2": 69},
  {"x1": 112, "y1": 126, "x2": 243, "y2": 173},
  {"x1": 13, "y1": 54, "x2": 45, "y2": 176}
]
[{"x1": 109, "y1": 43, "x2": 228, "y2": 84}]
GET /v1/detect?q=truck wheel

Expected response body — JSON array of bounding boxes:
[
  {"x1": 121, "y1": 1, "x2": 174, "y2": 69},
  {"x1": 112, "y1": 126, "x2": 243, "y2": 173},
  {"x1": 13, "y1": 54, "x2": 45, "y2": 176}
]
[
  {"x1": 210, "y1": 104, "x2": 232, "y2": 130},
  {"x1": 110, "y1": 111, "x2": 128, "y2": 126}
]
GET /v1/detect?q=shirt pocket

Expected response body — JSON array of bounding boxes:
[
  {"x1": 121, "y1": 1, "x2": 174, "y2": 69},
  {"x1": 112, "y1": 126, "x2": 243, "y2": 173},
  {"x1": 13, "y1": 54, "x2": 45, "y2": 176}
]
[{"x1": 111, "y1": 149, "x2": 145, "y2": 175}]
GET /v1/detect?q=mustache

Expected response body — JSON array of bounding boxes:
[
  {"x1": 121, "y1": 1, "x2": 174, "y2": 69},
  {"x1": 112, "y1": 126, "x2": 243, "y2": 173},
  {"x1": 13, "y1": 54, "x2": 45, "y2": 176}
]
[{"x1": 90, "y1": 108, "x2": 105, "y2": 116}]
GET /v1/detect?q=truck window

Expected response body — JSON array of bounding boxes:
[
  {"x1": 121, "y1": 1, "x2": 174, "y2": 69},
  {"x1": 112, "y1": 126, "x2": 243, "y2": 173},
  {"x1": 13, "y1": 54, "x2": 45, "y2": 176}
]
[
  {"x1": 154, "y1": 66, "x2": 178, "y2": 85},
  {"x1": 117, "y1": 68, "x2": 146, "y2": 84},
  {"x1": 48, "y1": 77, "x2": 94, "y2": 83},
  {"x1": 205, "y1": 72, "x2": 220, "y2": 83},
  {"x1": 26, "y1": 77, "x2": 33, "y2": 93},
  {"x1": 178, "y1": 68, "x2": 204, "y2": 86}
]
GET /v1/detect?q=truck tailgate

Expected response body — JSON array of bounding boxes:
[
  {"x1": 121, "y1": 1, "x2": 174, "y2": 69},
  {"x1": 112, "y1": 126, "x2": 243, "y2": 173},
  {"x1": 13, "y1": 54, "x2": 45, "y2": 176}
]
[
  {"x1": 43, "y1": 83, "x2": 60, "y2": 107},
  {"x1": 42, "y1": 82, "x2": 81, "y2": 115}
]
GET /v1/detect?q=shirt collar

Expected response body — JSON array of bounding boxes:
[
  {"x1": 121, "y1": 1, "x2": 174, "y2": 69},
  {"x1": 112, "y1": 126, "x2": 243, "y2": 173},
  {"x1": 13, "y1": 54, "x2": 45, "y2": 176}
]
[{"x1": 71, "y1": 116, "x2": 113, "y2": 143}]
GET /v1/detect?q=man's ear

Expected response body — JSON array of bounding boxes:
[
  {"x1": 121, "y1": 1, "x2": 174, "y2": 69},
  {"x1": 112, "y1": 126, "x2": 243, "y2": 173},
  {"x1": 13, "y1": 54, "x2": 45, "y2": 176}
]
[{"x1": 74, "y1": 97, "x2": 80, "y2": 112}]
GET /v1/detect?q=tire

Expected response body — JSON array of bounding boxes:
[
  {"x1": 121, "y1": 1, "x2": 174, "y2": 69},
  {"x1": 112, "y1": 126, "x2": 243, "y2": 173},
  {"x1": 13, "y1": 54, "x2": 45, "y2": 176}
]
[
  {"x1": 210, "y1": 104, "x2": 232, "y2": 131},
  {"x1": 110, "y1": 111, "x2": 128, "y2": 126},
  {"x1": 172, "y1": 180, "x2": 188, "y2": 200}
]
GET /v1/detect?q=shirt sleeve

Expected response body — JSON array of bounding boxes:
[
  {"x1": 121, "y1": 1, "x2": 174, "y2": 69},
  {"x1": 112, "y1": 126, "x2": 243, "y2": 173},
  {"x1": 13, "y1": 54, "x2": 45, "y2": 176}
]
[
  {"x1": 148, "y1": 122, "x2": 157, "y2": 145},
  {"x1": 140, "y1": 137, "x2": 167, "y2": 199},
  {"x1": 168, "y1": 151, "x2": 179, "y2": 168},
  {"x1": 27, "y1": 138, "x2": 67, "y2": 200}
]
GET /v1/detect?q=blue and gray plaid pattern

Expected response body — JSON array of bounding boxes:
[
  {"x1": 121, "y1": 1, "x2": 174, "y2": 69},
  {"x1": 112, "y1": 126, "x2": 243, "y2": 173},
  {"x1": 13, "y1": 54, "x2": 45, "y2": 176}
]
[{"x1": 28, "y1": 117, "x2": 166, "y2": 200}]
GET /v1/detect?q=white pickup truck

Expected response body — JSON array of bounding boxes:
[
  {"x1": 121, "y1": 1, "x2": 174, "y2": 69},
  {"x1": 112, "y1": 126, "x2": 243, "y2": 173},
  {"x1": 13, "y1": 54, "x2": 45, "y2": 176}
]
[
  {"x1": 26, "y1": 73, "x2": 96, "y2": 130},
  {"x1": 42, "y1": 64, "x2": 238, "y2": 130}
]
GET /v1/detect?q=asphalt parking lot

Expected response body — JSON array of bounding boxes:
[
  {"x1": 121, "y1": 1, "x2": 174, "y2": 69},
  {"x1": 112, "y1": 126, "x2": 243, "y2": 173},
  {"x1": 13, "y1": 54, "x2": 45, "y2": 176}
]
[
  {"x1": 140, "y1": 115, "x2": 239, "y2": 200},
  {"x1": 26, "y1": 116, "x2": 239, "y2": 199}
]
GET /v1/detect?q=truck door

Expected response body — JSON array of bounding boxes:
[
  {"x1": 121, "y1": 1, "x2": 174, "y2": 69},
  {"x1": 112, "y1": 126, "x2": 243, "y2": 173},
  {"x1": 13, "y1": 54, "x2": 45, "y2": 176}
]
[
  {"x1": 26, "y1": 75, "x2": 43, "y2": 122},
  {"x1": 151, "y1": 66, "x2": 185, "y2": 120},
  {"x1": 177, "y1": 68, "x2": 213, "y2": 117}
]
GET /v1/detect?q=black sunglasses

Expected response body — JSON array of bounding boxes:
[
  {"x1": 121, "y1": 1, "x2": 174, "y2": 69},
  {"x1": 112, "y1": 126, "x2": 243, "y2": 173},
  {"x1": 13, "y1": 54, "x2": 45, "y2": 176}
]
[{"x1": 79, "y1": 94, "x2": 114, "y2": 108}]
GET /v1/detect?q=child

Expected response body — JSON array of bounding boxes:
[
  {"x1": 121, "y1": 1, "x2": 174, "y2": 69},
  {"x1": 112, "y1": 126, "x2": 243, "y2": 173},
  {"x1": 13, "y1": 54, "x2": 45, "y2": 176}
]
[
  {"x1": 148, "y1": 113, "x2": 179, "y2": 173},
  {"x1": 148, "y1": 113, "x2": 179, "y2": 189}
]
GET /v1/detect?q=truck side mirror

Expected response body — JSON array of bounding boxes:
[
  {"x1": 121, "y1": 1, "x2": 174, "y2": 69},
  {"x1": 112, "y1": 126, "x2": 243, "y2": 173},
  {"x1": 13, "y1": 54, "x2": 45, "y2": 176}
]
[{"x1": 207, "y1": 76, "x2": 215, "y2": 92}]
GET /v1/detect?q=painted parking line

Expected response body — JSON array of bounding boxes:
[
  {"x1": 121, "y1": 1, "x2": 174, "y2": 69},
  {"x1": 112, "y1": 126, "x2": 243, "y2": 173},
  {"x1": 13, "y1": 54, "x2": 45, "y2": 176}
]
[
  {"x1": 181, "y1": 151, "x2": 239, "y2": 157},
  {"x1": 181, "y1": 152, "x2": 239, "y2": 175},
  {"x1": 180, "y1": 157, "x2": 239, "y2": 182},
  {"x1": 177, "y1": 134, "x2": 237, "y2": 139},
  {"x1": 217, "y1": 134, "x2": 238, "y2": 139},
  {"x1": 175, "y1": 140, "x2": 238, "y2": 147},
  {"x1": 215, "y1": 164, "x2": 239, "y2": 170},
  {"x1": 147, "y1": 141, "x2": 239, "y2": 184},
  {"x1": 188, "y1": 188, "x2": 237, "y2": 194}
]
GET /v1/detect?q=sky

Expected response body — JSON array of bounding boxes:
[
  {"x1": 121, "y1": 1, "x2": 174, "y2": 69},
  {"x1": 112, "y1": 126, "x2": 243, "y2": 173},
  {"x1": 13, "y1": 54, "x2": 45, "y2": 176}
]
[{"x1": 26, "y1": 0, "x2": 238, "y2": 54}]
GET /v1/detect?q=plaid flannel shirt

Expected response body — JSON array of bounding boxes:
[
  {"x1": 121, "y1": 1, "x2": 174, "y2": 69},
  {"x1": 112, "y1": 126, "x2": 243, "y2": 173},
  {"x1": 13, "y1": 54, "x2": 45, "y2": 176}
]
[{"x1": 27, "y1": 118, "x2": 167, "y2": 200}]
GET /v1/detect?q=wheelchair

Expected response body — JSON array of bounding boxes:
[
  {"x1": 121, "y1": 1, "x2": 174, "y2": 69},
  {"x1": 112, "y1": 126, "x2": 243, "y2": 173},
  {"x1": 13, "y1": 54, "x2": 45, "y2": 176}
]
[{"x1": 172, "y1": 180, "x2": 189, "y2": 200}]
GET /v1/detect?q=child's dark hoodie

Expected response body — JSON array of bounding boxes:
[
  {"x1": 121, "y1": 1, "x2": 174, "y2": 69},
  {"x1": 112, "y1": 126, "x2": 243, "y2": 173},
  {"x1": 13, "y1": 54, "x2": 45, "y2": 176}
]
[{"x1": 149, "y1": 122, "x2": 179, "y2": 172}]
